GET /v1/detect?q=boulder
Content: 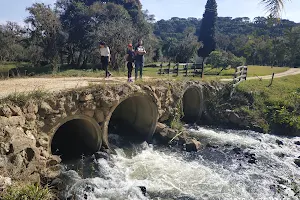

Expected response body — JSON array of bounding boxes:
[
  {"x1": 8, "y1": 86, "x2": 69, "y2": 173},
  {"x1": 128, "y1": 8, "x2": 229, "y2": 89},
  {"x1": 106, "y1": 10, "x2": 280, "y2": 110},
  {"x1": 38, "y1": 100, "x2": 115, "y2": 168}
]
[
  {"x1": 185, "y1": 139, "x2": 201, "y2": 152},
  {"x1": 6, "y1": 127, "x2": 36, "y2": 154},
  {"x1": 228, "y1": 111, "x2": 242, "y2": 125},
  {"x1": 154, "y1": 128, "x2": 177, "y2": 144}
]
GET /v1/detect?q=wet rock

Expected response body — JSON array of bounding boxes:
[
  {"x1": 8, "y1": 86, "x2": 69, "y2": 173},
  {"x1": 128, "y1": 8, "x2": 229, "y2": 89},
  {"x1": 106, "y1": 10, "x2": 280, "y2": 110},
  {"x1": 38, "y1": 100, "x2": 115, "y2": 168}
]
[
  {"x1": 276, "y1": 139, "x2": 284, "y2": 146},
  {"x1": 294, "y1": 141, "x2": 300, "y2": 145},
  {"x1": 232, "y1": 147, "x2": 242, "y2": 154},
  {"x1": 294, "y1": 159, "x2": 300, "y2": 167},
  {"x1": 185, "y1": 139, "x2": 201, "y2": 152},
  {"x1": 206, "y1": 143, "x2": 219, "y2": 149},
  {"x1": 154, "y1": 128, "x2": 177, "y2": 144},
  {"x1": 248, "y1": 158, "x2": 257, "y2": 164},
  {"x1": 226, "y1": 110, "x2": 242, "y2": 125},
  {"x1": 94, "y1": 151, "x2": 110, "y2": 160},
  {"x1": 138, "y1": 186, "x2": 147, "y2": 196},
  {"x1": 50, "y1": 178, "x2": 64, "y2": 191}
]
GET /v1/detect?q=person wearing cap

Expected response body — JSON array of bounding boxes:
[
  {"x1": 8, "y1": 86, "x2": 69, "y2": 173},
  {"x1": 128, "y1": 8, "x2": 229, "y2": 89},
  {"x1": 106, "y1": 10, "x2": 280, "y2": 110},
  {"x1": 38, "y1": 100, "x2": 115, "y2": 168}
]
[
  {"x1": 134, "y1": 39, "x2": 146, "y2": 80},
  {"x1": 125, "y1": 43, "x2": 135, "y2": 82},
  {"x1": 99, "y1": 41, "x2": 111, "y2": 78}
]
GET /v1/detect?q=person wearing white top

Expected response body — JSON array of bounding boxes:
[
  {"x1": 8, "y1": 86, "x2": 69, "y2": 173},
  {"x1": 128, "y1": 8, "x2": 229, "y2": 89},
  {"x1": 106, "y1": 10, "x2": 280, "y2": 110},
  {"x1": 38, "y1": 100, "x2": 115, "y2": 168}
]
[{"x1": 99, "y1": 41, "x2": 111, "y2": 78}]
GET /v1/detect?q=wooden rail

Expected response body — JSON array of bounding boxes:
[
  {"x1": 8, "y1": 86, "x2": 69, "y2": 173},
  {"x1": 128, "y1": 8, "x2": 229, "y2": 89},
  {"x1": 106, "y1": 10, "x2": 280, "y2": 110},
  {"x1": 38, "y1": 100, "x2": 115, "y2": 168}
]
[
  {"x1": 233, "y1": 66, "x2": 248, "y2": 87},
  {"x1": 157, "y1": 62, "x2": 204, "y2": 78}
]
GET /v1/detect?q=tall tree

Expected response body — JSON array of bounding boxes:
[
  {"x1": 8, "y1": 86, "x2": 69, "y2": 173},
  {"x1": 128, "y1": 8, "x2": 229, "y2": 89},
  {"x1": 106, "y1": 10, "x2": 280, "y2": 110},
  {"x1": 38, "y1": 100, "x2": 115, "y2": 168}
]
[{"x1": 197, "y1": 0, "x2": 217, "y2": 74}]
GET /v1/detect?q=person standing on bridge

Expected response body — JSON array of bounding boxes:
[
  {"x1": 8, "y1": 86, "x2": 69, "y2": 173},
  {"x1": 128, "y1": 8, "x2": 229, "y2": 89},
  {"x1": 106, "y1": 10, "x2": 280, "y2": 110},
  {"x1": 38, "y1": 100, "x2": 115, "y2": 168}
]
[
  {"x1": 125, "y1": 43, "x2": 135, "y2": 82},
  {"x1": 99, "y1": 41, "x2": 111, "y2": 79},
  {"x1": 134, "y1": 39, "x2": 147, "y2": 81}
]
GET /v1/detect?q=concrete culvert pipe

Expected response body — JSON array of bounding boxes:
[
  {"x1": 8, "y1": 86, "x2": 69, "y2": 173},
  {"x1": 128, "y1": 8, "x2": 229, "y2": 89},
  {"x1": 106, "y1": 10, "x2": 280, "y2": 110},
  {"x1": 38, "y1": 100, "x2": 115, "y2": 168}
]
[
  {"x1": 51, "y1": 116, "x2": 102, "y2": 161},
  {"x1": 108, "y1": 95, "x2": 158, "y2": 143},
  {"x1": 182, "y1": 86, "x2": 203, "y2": 123}
]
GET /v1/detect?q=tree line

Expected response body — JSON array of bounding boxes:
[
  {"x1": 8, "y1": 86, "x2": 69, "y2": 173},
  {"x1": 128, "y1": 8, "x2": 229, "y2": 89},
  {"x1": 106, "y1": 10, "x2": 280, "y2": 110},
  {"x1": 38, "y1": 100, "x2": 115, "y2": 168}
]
[{"x1": 0, "y1": 0, "x2": 299, "y2": 73}]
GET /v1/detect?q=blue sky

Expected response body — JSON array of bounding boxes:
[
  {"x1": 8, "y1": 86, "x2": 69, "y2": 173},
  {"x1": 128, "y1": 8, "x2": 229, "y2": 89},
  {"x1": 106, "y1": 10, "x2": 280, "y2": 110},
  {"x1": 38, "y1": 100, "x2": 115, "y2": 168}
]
[{"x1": 0, "y1": 0, "x2": 299, "y2": 25}]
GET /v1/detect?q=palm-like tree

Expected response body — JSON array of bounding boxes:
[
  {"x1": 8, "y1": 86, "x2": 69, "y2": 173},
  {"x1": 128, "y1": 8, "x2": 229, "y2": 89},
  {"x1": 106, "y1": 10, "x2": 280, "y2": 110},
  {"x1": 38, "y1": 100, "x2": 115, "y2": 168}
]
[{"x1": 261, "y1": 0, "x2": 289, "y2": 18}]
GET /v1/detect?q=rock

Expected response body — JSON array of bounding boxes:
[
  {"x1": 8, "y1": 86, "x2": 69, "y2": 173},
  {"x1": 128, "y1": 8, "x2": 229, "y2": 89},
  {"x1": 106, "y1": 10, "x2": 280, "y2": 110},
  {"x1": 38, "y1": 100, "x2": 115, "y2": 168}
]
[
  {"x1": 40, "y1": 101, "x2": 58, "y2": 115},
  {"x1": 25, "y1": 101, "x2": 39, "y2": 114},
  {"x1": 232, "y1": 147, "x2": 242, "y2": 154},
  {"x1": 154, "y1": 128, "x2": 177, "y2": 144},
  {"x1": 47, "y1": 156, "x2": 61, "y2": 167},
  {"x1": 7, "y1": 127, "x2": 36, "y2": 154},
  {"x1": 83, "y1": 110, "x2": 95, "y2": 118},
  {"x1": 248, "y1": 158, "x2": 257, "y2": 164},
  {"x1": 228, "y1": 111, "x2": 242, "y2": 125},
  {"x1": 1, "y1": 105, "x2": 12, "y2": 117},
  {"x1": 138, "y1": 186, "x2": 147, "y2": 196},
  {"x1": 0, "y1": 156, "x2": 7, "y2": 168},
  {"x1": 294, "y1": 159, "x2": 300, "y2": 167},
  {"x1": 0, "y1": 175, "x2": 12, "y2": 190},
  {"x1": 155, "y1": 122, "x2": 167, "y2": 133},
  {"x1": 294, "y1": 141, "x2": 300, "y2": 145},
  {"x1": 206, "y1": 143, "x2": 219, "y2": 149},
  {"x1": 8, "y1": 116, "x2": 26, "y2": 126},
  {"x1": 276, "y1": 139, "x2": 284, "y2": 146},
  {"x1": 79, "y1": 94, "x2": 94, "y2": 102},
  {"x1": 185, "y1": 139, "x2": 201, "y2": 152},
  {"x1": 94, "y1": 151, "x2": 110, "y2": 160},
  {"x1": 95, "y1": 110, "x2": 105, "y2": 123},
  {"x1": 25, "y1": 113, "x2": 37, "y2": 121},
  {"x1": 8, "y1": 105, "x2": 22, "y2": 116}
]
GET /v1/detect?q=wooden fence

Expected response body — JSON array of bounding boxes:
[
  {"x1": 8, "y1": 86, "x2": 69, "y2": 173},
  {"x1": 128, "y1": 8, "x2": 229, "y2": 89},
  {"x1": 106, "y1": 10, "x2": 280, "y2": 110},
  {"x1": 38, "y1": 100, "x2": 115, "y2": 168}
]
[
  {"x1": 157, "y1": 62, "x2": 204, "y2": 78},
  {"x1": 233, "y1": 66, "x2": 248, "y2": 86}
]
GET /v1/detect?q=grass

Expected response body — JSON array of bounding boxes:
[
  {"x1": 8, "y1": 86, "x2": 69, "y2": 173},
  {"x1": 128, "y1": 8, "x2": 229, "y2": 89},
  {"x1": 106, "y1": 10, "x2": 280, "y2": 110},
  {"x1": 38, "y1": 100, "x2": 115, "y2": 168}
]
[
  {"x1": 0, "y1": 183, "x2": 54, "y2": 200},
  {"x1": 0, "y1": 90, "x2": 49, "y2": 106},
  {"x1": 236, "y1": 74, "x2": 300, "y2": 133}
]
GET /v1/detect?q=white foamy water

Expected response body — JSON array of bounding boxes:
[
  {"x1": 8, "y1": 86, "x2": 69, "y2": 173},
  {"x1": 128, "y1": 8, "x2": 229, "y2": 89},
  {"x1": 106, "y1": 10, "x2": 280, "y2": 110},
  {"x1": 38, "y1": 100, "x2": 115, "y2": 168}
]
[{"x1": 61, "y1": 127, "x2": 300, "y2": 200}]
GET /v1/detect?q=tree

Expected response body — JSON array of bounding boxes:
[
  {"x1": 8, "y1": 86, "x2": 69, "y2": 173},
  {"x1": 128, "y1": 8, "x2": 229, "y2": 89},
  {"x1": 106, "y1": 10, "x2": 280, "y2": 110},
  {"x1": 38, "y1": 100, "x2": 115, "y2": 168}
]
[
  {"x1": 197, "y1": 0, "x2": 217, "y2": 76},
  {"x1": 25, "y1": 3, "x2": 61, "y2": 71},
  {"x1": 260, "y1": 0, "x2": 286, "y2": 18}
]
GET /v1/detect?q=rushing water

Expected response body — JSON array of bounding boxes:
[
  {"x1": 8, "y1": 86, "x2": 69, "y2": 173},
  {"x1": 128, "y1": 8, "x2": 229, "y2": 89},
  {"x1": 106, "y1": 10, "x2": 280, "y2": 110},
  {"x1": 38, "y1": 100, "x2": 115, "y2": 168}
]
[{"x1": 59, "y1": 126, "x2": 300, "y2": 200}]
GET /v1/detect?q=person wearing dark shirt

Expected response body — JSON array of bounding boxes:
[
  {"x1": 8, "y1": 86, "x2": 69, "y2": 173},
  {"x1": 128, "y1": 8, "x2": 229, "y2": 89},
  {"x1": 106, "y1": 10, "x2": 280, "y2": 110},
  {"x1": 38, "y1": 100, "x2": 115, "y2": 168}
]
[
  {"x1": 134, "y1": 39, "x2": 146, "y2": 80},
  {"x1": 125, "y1": 43, "x2": 135, "y2": 82}
]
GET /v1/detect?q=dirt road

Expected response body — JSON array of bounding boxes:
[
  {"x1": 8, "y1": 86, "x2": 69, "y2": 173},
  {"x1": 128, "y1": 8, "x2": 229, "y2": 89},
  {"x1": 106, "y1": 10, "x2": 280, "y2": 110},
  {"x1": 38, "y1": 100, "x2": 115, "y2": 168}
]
[
  {"x1": 220, "y1": 68, "x2": 300, "y2": 82},
  {"x1": 0, "y1": 76, "x2": 157, "y2": 99},
  {"x1": 0, "y1": 68, "x2": 299, "y2": 99}
]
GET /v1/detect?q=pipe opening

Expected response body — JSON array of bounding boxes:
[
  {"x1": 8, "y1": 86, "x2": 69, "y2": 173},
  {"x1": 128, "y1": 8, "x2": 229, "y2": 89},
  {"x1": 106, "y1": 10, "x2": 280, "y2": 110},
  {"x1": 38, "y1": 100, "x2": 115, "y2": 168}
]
[
  {"x1": 51, "y1": 118, "x2": 101, "y2": 161},
  {"x1": 108, "y1": 95, "x2": 158, "y2": 144},
  {"x1": 182, "y1": 87, "x2": 203, "y2": 123}
]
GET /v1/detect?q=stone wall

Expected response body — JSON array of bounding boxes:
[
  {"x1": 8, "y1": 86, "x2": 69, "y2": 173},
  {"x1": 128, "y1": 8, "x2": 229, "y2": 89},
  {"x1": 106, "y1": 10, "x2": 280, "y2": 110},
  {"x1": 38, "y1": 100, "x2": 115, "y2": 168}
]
[{"x1": 0, "y1": 81, "x2": 207, "y2": 183}]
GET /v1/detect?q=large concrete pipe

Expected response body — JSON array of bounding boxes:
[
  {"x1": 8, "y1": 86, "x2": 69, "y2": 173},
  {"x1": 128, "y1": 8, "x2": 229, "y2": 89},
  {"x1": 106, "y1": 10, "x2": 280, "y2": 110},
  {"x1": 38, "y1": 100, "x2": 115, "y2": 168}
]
[
  {"x1": 51, "y1": 115, "x2": 102, "y2": 161},
  {"x1": 182, "y1": 85, "x2": 203, "y2": 123},
  {"x1": 107, "y1": 94, "x2": 158, "y2": 143}
]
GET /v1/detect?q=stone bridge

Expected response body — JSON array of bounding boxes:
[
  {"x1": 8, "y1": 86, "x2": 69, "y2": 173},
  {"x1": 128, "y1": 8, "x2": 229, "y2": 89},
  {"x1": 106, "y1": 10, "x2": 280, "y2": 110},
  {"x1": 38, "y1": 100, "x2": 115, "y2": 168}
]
[{"x1": 0, "y1": 80, "x2": 218, "y2": 181}]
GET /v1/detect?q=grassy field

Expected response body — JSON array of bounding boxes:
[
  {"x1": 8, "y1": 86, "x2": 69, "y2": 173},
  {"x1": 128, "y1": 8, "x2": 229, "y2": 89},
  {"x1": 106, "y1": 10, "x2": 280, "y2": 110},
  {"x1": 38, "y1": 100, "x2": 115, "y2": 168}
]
[{"x1": 0, "y1": 62, "x2": 291, "y2": 80}]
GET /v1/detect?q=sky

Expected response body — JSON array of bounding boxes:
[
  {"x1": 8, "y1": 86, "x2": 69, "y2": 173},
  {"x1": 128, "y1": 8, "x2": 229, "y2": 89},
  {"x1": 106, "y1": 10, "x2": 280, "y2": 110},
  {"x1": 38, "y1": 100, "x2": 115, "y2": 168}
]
[{"x1": 0, "y1": 0, "x2": 299, "y2": 25}]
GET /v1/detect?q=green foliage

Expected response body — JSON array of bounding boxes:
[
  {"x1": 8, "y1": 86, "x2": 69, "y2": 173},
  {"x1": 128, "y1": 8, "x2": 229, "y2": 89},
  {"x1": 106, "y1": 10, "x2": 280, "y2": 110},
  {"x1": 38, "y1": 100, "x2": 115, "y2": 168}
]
[
  {"x1": 0, "y1": 183, "x2": 54, "y2": 200},
  {"x1": 197, "y1": 0, "x2": 218, "y2": 58}
]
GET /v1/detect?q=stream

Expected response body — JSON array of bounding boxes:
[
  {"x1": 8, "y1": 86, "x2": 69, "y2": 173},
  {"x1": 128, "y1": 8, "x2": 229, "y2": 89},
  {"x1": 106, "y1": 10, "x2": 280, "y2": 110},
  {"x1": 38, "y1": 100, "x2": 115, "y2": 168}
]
[{"x1": 58, "y1": 126, "x2": 300, "y2": 200}]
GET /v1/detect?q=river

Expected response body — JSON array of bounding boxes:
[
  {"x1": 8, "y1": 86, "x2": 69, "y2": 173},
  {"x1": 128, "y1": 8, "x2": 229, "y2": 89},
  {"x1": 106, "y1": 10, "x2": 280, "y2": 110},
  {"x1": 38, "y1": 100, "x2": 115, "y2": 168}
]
[{"x1": 58, "y1": 126, "x2": 300, "y2": 200}]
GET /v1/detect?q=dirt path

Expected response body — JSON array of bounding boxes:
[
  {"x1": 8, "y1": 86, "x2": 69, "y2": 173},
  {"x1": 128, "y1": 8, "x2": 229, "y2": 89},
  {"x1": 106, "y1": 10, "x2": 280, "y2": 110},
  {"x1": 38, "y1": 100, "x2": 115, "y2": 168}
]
[
  {"x1": 0, "y1": 68, "x2": 299, "y2": 99},
  {"x1": 0, "y1": 76, "x2": 158, "y2": 99},
  {"x1": 220, "y1": 68, "x2": 300, "y2": 82}
]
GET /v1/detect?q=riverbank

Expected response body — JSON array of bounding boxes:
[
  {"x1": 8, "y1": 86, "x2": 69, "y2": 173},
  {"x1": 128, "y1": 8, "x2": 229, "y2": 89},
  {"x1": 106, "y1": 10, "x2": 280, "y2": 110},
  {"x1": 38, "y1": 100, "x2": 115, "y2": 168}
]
[{"x1": 202, "y1": 74, "x2": 300, "y2": 136}]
